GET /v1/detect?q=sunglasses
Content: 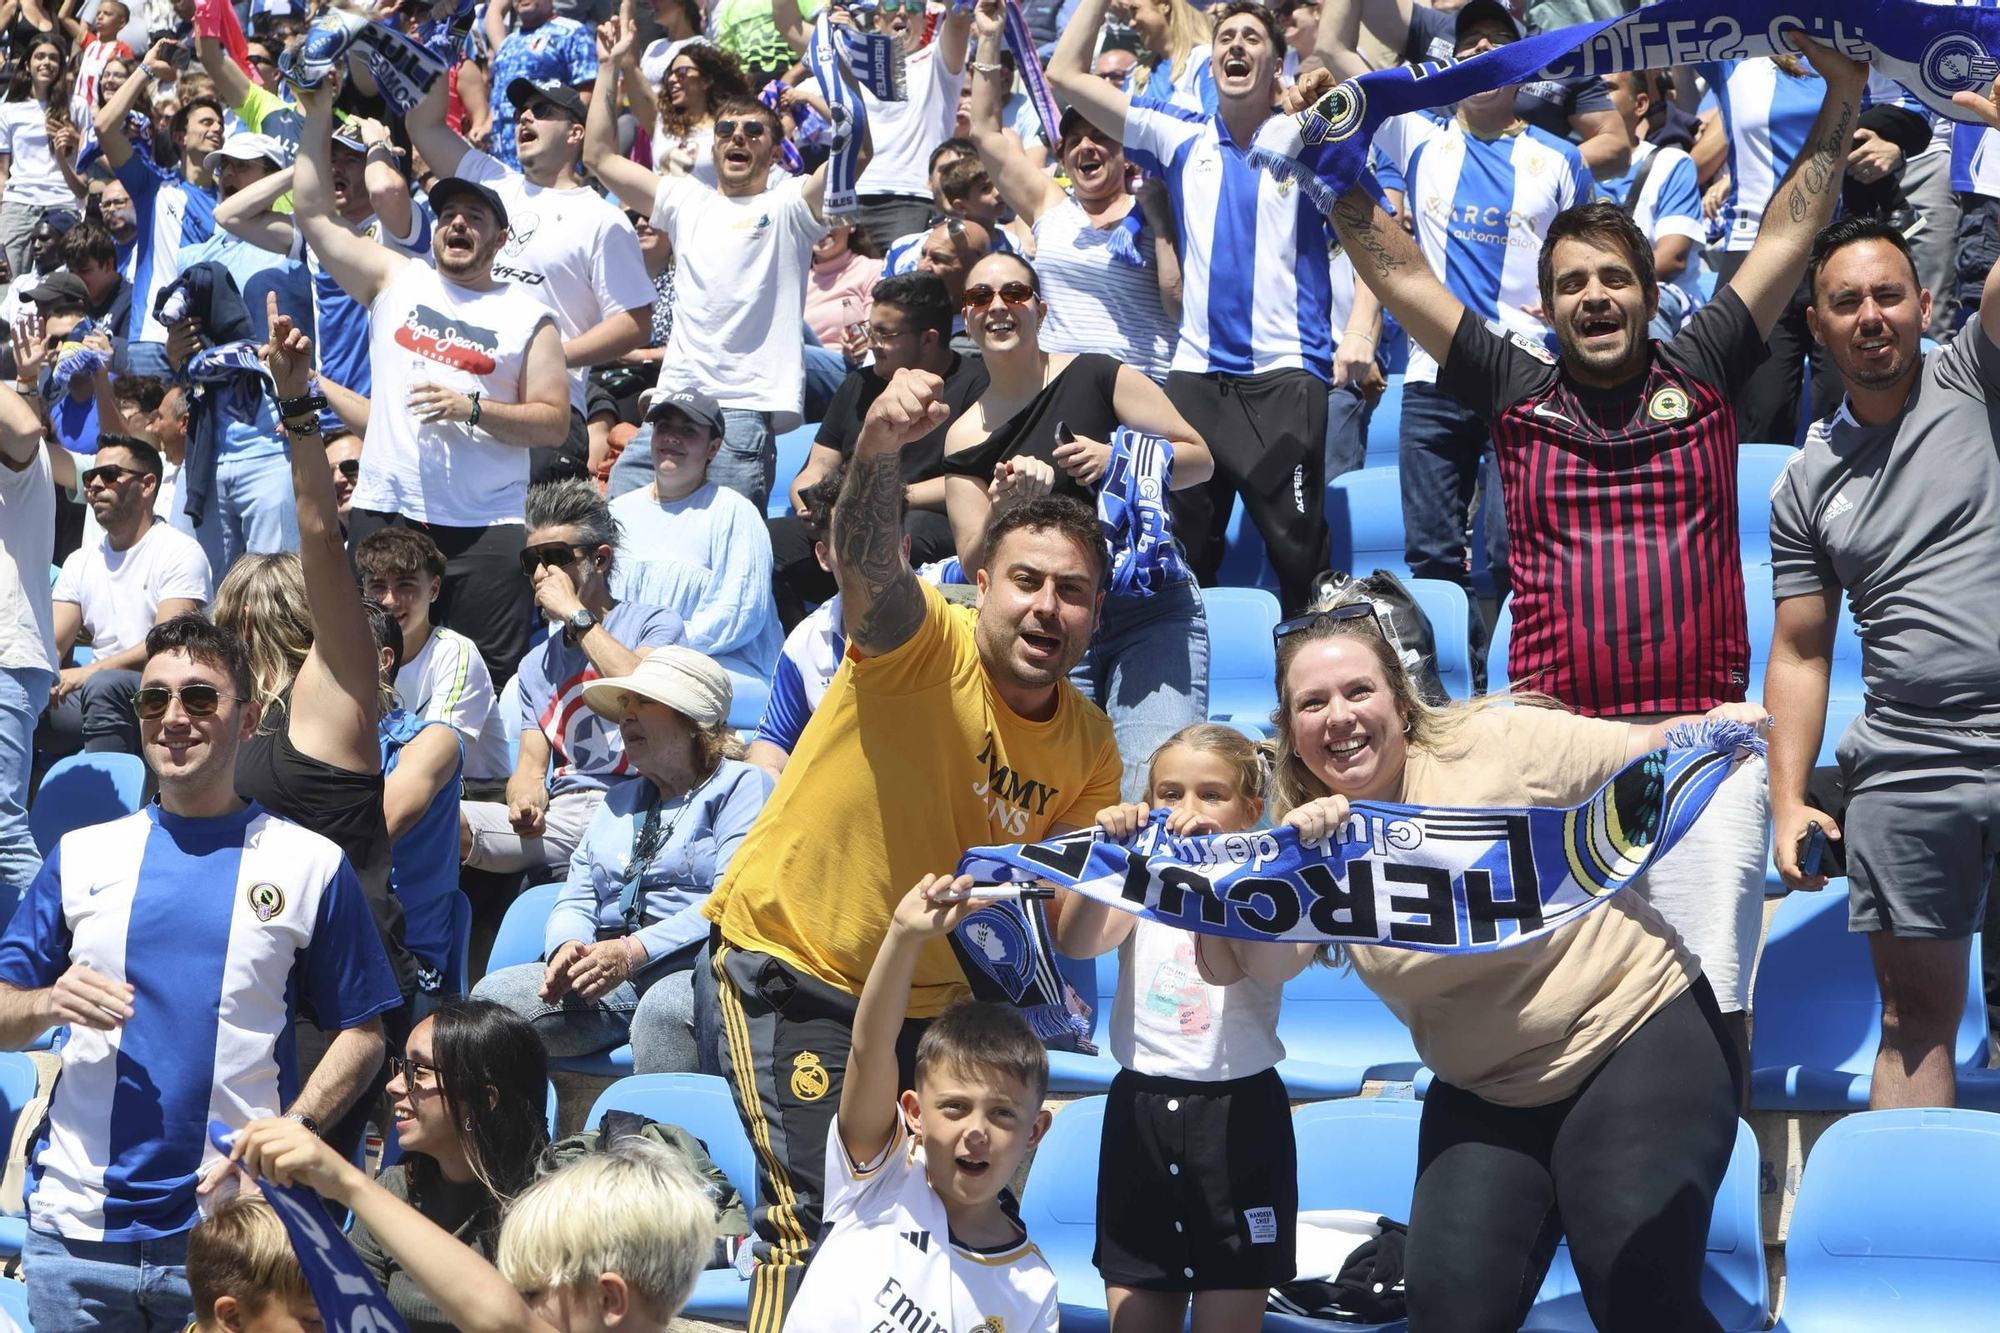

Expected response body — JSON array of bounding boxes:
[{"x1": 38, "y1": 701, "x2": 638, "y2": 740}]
[
  {"x1": 334, "y1": 459, "x2": 360, "y2": 479},
  {"x1": 518, "y1": 542, "x2": 591, "y2": 577},
  {"x1": 872, "y1": 0, "x2": 923, "y2": 11},
  {"x1": 132, "y1": 682, "x2": 243, "y2": 720},
  {"x1": 961, "y1": 280, "x2": 1037, "y2": 311},
  {"x1": 714, "y1": 118, "x2": 769, "y2": 141},
  {"x1": 523, "y1": 99, "x2": 577, "y2": 122},
  {"x1": 80, "y1": 463, "x2": 138, "y2": 488},
  {"x1": 1272, "y1": 601, "x2": 1383, "y2": 645},
  {"x1": 387, "y1": 1054, "x2": 441, "y2": 1087}
]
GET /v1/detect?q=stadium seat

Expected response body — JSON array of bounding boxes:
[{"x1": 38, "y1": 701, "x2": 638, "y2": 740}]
[
  {"x1": 1326, "y1": 467, "x2": 1412, "y2": 583},
  {"x1": 1047, "y1": 951, "x2": 1121, "y2": 1093},
  {"x1": 0, "y1": 1052, "x2": 39, "y2": 1260},
  {"x1": 441, "y1": 889, "x2": 473, "y2": 999},
  {"x1": 1486, "y1": 596, "x2": 1512, "y2": 693},
  {"x1": 728, "y1": 674, "x2": 769, "y2": 733},
  {"x1": 1363, "y1": 373, "x2": 1404, "y2": 470},
  {"x1": 1217, "y1": 497, "x2": 1281, "y2": 595},
  {"x1": 1205, "y1": 586, "x2": 1281, "y2": 732},
  {"x1": 1274, "y1": 961, "x2": 1422, "y2": 1100},
  {"x1": 1523, "y1": 1119, "x2": 1768, "y2": 1332},
  {"x1": 1736, "y1": 443, "x2": 1796, "y2": 564},
  {"x1": 497, "y1": 673, "x2": 523, "y2": 770},
  {"x1": 1404, "y1": 577, "x2": 1472, "y2": 699},
  {"x1": 1774, "y1": 1107, "x2": 2000, "y2": 1332},
  {"x1": 1291, "y1": 1096, "x2": 1424, "y2": 1218},
  {"x1": 769, "y1": 424, "x2": 819, "y2": 519},
  {"x1": 29, "y1": 751, "x2": 147, "y2": 858},
  {"x1": 487, "y1": 883, "x2": 635, "y2": 1077},
  {"x1": 584, "y1": 1073, "x2": 756, "y2": 1322},
  {"x1": 1750, "y1": 887, "x2": 1991, "y2": 1111},
  {"x1": 0, "y1": 1276, "x2": 28, "y2": 1330}
]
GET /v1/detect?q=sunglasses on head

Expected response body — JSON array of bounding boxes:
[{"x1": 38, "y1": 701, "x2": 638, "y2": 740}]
[
  {"x1": 132, "y1": 682, "x2": 242, "y2": 720},
  {"x1": 335, "y1": 459, "x2": 360, "y2": 479},
  {"x1": 714, "y1": 118, "x2": 770, "y2": 141},
  {"x1": 1272, "y1": 601, "x2": 1383, "y2": 645},
  {"x1": 80, "y1": 463, "x2": 137, "y2": 488},
  {"x1": 961, "y1": 280, "x2": 1036, "y2": 311},
  {"x1": 518, "y1": 542, "x2": 591, "y2": 577}
]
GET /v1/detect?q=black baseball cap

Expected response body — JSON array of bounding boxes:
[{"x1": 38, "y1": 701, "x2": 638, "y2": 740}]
[
  {"x1": 1455, "y1": 0, "x2": 1525, "y2": 46},
  {"x1": 506, "y1": 77, "x2": 586, "y2": 122},
  {"x1": 427, "y1": 177, "x2": 510, "y2": 231},
  {"x1": 26, "y1": 272, "x2": 88, "y2": 308},
  {"x1": 642, "y1": 385, "x2": 725, "y2": 434}
]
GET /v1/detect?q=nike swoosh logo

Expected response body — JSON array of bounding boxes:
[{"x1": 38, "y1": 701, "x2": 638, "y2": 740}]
[
  {"x1": 86, "y1": 882, "x2": 113, "y2": 895},
  {"x1": 1531, "y1": 403, "x2": 1578, "y2": 428}
]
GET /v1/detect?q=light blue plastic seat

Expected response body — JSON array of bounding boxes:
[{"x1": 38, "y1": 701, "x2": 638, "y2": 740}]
[
  {"x1": 1046, "y1": 951, "x2": 1122, "y2": 1093},
  {"x1": 1522, "y1": 1119, "x2": 1767, "y2": 1331},
  {"x1": 1274, "y1": 963, "x2": 1421, "y2": 1100},
  {"x1": 584, "y1": 1073, "x2": 756, "y2": 1321},
  {"x1": 1325, "y1": 467, "x2": 1412, "y2": 583},
  {"x1": 0, "y1": 1052, "x2": 41, "y2": 1259},
  {"x1": 1750, "y1": 887, "x2": 1990, "y2": 1111},
  {"x1": 769, "y1": 424, "x2": 819, "y2": 519},
  {"x1": 29, "y1": 752, "x2": 147, "y2": 858},
  {"x1": 497, "y1": 673, "x2": 523, "y2": 771},
  {"x1": 1774, "y1": 1107, "x2": 2000, "y2": 1331},
  {"x1": 1736, "y1": 443, "x2": 1797, "y2": 565},
  {"x1": 728, "y1": 674, "x2": 769, "y2": 732},
  {"x1": 441, "y1": 889, "x2": 473, "y2": 999},
  {"x1": 0, "y1": 1276, "x2": 29, "y2": 1330},
  {"x1": 1363, "y1": 373, "x2": 1404, "y2": 470},
  {"x1": 1403, "y1": 577, "x2": 1472, "y2": 699},
  {"x1": 1204, "y1": 586, "x2": 1281, "y2": 733},
  {"x1": 1485, "y1": 596, "x2": 1512, "y2": 693},
  {"x1": 487, "y1": 883, "x2": 634, "y2": 1077}
]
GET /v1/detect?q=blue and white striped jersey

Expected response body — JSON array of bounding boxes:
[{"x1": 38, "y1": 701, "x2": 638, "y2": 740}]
[
  {"x1": 1604, "y1": 141, "x2": 1706, "y2": 301},
  {"x1": 114, "y1": 156, "x2": 219, "y2": 347},
  {"x1": 1695, "y1": 58, "x2": 1824, "y2": 253},
  {"x1": 1950, "y1": 0, "x2": 2000, "y2": 197},
  {"x1": 1374, "y1": 112, "x2": 1593, "y2": 384},
  {"x1": 0, "y1": 804, "x2": 401, "y2": 1242},
  {"x1": 1123, "y1": 103, "x2": 1338, "y2": 381},
  {"x1": 1129, "y1": 44, "x2": 1216, "y2": 116}
]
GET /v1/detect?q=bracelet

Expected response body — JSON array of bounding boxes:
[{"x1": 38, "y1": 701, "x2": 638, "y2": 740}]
[
  {"x1": 969, "y1": 60, "x2": 1007, "y2": 74},
  {"x1": 278, "y1": 391, "x2": 329, "y2": 417},
  {"x1": 466, "y1": 391, "x2": 482, "y2": 429},
  {"x1": 140, "y1": 66, "x2": 159, "y2": 86},
  {"x1": 1342, "y1": 330, "x2": 1377, "y2": 345}
]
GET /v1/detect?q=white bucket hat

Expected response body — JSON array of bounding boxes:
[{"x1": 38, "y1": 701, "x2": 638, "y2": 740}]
[{"x1": 580, "y1": 646, "x2": 733, "y2": 728}]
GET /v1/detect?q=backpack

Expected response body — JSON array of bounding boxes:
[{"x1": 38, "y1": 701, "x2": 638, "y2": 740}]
[
  {"x1": 550, "y1": 1109, "x2": 751, "y2": 1270},
  {"x1": 1268, "y1": 1210, "x2": 1409, "y2": 1323},
  {"x1": 1311, "y1": 569, "x2": 1450, "y2": 706}
]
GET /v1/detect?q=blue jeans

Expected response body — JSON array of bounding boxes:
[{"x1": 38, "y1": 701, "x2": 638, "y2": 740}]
[
  {"x1": 471, "y1": 952, "x2": 702, "y2": 1073},
  {"x1": 1067, "y1": 580, "x2": 1210, "y2": 802},
  {"x1": 24, "y1": 1225, "x2": 193, "y2": 1333},
  {"x1": 38, "y1": 667, "x2": 143, "y2": 759},
  {"x1": 123, "y1": 342, "x2": 173, "y2": 382},
  {"x1": 1325, "y1": 380, "x2": 1376, "y2": 482},
  {"x1": 0, "y1": 665, "x2": 53, "y2": 899},
  {"x1": 169, "y1": 450, "x2": 299, "y2": 573},
  {"x1": 609, "y1": 411, "x2": 776, "y2": 512},
  {"x1": 802, "y1": 345, "x2": 849, "y2": 426},
  {"x1": 1399, "y1": 381, "x2": 1510, "y2": 597}
]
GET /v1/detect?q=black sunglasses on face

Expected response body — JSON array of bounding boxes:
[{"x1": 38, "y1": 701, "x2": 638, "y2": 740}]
[
  {"x1": 961, "y1": 280, "x2": 1036, "y2": 311},
  {"x1": 387, "y1": 1054, "x2": 440, "y2": 1086},
  {"x1": 335, "y1": 459, "x2": 360, "y2": 479},
  {"x1": 714, "y1": 118, "x2": 769, "y2": 141},
  {"x1": 81, "y1": 463, "x2": 138, "y2": 488},
  {"x1": 518, "y1": 542, "x2": 590, "y2": 577},
  {"x1": 132, "y1": 683, "x2": 242, "y2": 720},
  {"x1": 1272, "y1": 601, "x2": 1383, "y2": 645}
]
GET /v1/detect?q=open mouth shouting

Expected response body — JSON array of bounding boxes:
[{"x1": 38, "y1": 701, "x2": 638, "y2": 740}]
[
  {"x1": 1018, "y1": 624, "x2": 1062, "y2": 666},
  {"x1": 1575, "y1": 311, "x2": 1622, "y2": 350},
  {"x1": 1220, "y1": 48, "x2": 1254, "y2": 80},
  {"x1": 1069, "y1": 145, "x2": 1108, "y2": 188}
]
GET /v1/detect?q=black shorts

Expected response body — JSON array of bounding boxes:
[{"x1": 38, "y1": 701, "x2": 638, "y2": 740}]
[{"x1": 1094, "y1": 1066, "x2": 1298, "y2": 1291}]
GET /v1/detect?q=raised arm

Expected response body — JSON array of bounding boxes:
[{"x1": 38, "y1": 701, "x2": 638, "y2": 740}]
[
  {"x1": 407, "y1": 65, "x2": 472, "y2": 181},
  {"x1": 194, "y1": 32, "x2": 255, "y2": 115},
  {"x1": 352, "y1": 116, "x2": 419, "y2": 243},
  {"x1": 0, "y1": 383, "x2": 37, "y2": 466},
  {"x1": 94, "y1": 40, "x2": 171, "y2": 169},
  {"x1": 213, "y1": 165, "x2": 299, "y2": 255},
  {"x1": 832, "y1": 367, "x2": 948, "y2": 656},
  {"x1": 933, "y1": 5, "x2": 972, "y2": 77},
  {"x1": 769, "y1": 0, "x2": 809, "y2": 57},
  {"x1": 968, "y1": 0, "x2": 1059, "y2": 224},
  {"x1": 1724, "y1": 35, "x2": 1867, "y2": 338},
  {"x1": 294, "y1": 84, "x2": 407, "y2": 305},
  {"x1": 1048, "y1": 0, "x2": 1130, "y2": 143},
  {"x1": 582, "y1": 15, "x2": 663, "y2": 213},
  {"x1": 1570, "y1": 103, "x2": 1634, "y2": 181},
  {"x1": 1329, "y1": 180, "x2": 1464, "y2": 374},
  {"x1": 265, "y1": 295, "x2": 383, "y2": 775},
  {"x1": 1951, "y1": 74, "x2": 2000, "y2": 351}
]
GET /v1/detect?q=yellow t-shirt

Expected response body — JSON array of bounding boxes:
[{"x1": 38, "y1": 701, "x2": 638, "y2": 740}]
[
  {"x1": 705, "y1": 583, "x2": 1124, "y2": 1016},
  {"x1": 1347, "y1": 706, "x2": 1699, "y2": 1107}
]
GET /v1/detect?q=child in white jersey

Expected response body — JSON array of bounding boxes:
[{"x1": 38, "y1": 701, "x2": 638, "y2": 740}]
[
  {"x1": 786, "y1": 875, "x2": 1061, "y2": 1333},
  {"x1": 1056, "y1": 722, "x2": 1315, "y2": 1331}
]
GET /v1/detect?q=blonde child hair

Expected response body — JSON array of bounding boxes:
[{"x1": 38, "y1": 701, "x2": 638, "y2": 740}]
[
  {"x1": 1144, "y1": 721, "x2": 1268, "y2": 813},
  {"x1": 186, "y1": 1197, "x2": 313, "y2": 1329}
]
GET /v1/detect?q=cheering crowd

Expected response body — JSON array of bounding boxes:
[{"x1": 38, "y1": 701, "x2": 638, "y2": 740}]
[{"x1": 0, "y1": 0, "x2": 1998, "y2": 1329}]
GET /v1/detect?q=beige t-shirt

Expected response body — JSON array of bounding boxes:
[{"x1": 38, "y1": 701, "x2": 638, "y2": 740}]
[{"x1": 1346, "y1": 707, "x2": 1698, "y2": 1107}]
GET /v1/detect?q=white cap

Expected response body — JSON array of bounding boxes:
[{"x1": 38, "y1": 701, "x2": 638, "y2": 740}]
[
  {"x1": 202, "y1": 132, "x2": 287, "y2": 177},
  {"x1": 580, "y1": 646, "x2": 733, "y2": 728}
]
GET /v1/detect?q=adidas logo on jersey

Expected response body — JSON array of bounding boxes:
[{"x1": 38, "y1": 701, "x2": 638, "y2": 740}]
[
  {"x1": 1822, "y1": 493, "x2": 1855, "y2": 522},
  {"x1": 901, "y1": 1229, "x2": 931, "y2": 1253}
]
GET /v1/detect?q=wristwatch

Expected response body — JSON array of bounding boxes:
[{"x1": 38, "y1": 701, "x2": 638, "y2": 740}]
[
  {"x1": 566, "y1": 607, "x2": 598, "y2": 639},
  {"x1": 285, "y1": 1111, "x2": 321, "y2": 1137}
]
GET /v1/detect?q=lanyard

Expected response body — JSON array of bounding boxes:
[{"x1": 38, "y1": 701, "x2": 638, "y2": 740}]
[{"x1": 616, "y1": 769, "x2": 720, "y2": 936}]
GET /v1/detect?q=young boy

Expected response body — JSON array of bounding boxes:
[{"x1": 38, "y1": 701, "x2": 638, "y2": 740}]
[
  {"x1": 786, "y1": 874, "x2": 1060, "y2": 1333},
  {"x1": 185, "y1": 1196, "x2": 324, "y2": 1333}
]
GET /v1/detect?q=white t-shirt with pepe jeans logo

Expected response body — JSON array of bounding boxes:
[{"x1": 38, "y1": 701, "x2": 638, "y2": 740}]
[{"x1": 351, "y1": 262, "x2": 554, "y2": 528}]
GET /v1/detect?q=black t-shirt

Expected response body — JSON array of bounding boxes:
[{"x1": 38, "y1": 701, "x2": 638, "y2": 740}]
[
  {"x1": 816, "y1": 352, "x2": 991, "y2": 483},
  {"x1": 1402, "y1": 3, "x2": 1613, "y2": 141},
  {"x1": 940, "y1": 352, "x2": 1123, "y2": 504}
]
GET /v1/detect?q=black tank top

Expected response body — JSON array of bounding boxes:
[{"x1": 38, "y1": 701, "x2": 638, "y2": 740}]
[
  {"x1": 941, "y1": 353, "x2": 1124, "y2": 504},
  {"x1": 237, "y1": 694, "x2": 415, "y2": 1001}
]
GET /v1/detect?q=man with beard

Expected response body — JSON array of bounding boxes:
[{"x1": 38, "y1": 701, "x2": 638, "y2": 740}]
[
  {"x1": 1317, "y1": 0, "x2": 1869, "y2": 1076},
  {"x1": 700, "y1": 368, "x2": 1121, "y2": 1330},
  {"x1": 1765, "y1": 87, "x2": 2000, "y2": 1108},
  {"x1": 1051, "y1": 0, "x2": 1337, "y2": 614},
  {"x1": 291, "y1": 80, "x2": 568, "y2": 687}
]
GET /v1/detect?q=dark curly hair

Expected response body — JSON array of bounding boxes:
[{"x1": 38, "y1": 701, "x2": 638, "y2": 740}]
[{"x1": 658, "y1": 41, "x2": 751, "y2": 143}]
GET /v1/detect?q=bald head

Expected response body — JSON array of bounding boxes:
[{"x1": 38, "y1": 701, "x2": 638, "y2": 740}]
[{"x1": 916, "y1": 220, "x2": 993, "y2": 302}]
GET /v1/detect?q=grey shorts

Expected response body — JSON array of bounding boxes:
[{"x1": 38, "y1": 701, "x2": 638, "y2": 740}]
[{"x1": 1837, "y1": 710, "x2": 2000, "y2": 938}]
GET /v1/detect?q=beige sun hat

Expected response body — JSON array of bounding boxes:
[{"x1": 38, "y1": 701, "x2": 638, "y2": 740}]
[{"x1": 579, "y1": 646, "x2": 733, "y2": 727}]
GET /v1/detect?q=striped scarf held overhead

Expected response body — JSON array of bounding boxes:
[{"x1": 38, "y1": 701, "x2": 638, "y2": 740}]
[
  {"x1": 808, "y1": 13, "x2": 905, "y2": 218},
  {"x1": 953, "y1": 0, "x2": 1064, "y2": 143}
]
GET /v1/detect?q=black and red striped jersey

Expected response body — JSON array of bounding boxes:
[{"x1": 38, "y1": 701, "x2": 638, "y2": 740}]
[{"x1": 1437, "y1": 289, "x2": 1763, "y2": 717}]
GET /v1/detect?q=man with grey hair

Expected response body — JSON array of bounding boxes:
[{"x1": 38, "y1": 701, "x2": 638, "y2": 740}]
[{"x1": 458, "y1": 479, "x2": 686, "y2": 876}]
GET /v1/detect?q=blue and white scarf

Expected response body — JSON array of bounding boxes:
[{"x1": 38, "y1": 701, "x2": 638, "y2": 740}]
[
  {"x1": 758, "y1": 78, "x2": 810, "y2": 173},
  {"x1": 808, "y1": 13, "x2": 902, "y2": 218},
  {"x1": 208, "y1": 1122, "x2": 411, "y2": 1333},
  {"x1": 959, "y1": 721, "x2": 1762, "y2": 955},
  {"x1": 1264, "y1": 0, "x2": 2000, "y2": 214},
  {"x1": 46, "y1": 320, "x2": 108, "y2": 398},
  {"x1": 949, "y1": 897, "x2": 1088, "y2": 1044},
  {"x1": 280, "y1": 9, "x2": 449, "y2": 117},
  {"x1": 188, "y1": 340, "x2": 274, "y2": 388},
  {"x1": 1097, "y1": 427, "x2": 1189, "y2": 598}
]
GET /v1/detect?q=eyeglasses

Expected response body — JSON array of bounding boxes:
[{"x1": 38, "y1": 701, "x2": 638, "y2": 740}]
[
  {"x1": 387, "y1": 1054, "x2": 440, "y2": 1088},
  {"x1": 518, "y1": 542, "x2": 591, "y2": 577},
  {"x1": 868, "y1": 323, "x2": 913, "y2": 343},
  {"x1": 961, "y1": 280, "x2": 1036, "y2": 311},
  {"x1": 247, "y1": 52, "x2": 278, "y2": 68},
  {"x1": 334, "y1": 459, "x2": 360, "y2": 479},
  {"x1": 1272, "y1": 601, "x2": 1382, "y2": 645},
  {"x1": 132, "y1": 683, "x2": 244, "y2": 720},
  {"x1": 80, "y1": 463, "x2": 138, "y2": 488},
  {"x1": 714, "y1": 118, "x2": 769, "y2": 142}
]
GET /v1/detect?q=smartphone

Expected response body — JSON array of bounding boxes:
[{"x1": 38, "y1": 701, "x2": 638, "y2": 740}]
[
  {"x1": 1054, "y1": 421, "x2": 1073, "y2": 446},
  {"x1": 163, "y1": 40, "x2": 194, "y2": 71},
  {"x1": 1797, "y1": 821, "x2": 1843, "y2": 878}
]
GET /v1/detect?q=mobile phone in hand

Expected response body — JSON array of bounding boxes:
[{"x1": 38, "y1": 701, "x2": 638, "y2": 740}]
[{"x1": 1797, "y1": 821, "x2": 1843, "y2": 878}]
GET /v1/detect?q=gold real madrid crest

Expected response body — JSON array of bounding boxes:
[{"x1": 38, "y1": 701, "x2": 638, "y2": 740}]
[{"x1": 791, "y1": 1050, "x2": 829, "y2": 1101}]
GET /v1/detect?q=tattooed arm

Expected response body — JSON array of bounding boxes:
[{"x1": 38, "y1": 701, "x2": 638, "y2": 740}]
[
  {"x1": 1729, "y1": 34, "x2": 1869, "y2": 339},
  {"x1": 1328, "y1": 182, "x2": 1466, "y2": 375},
  {"x1": 833, "y1": 368, "x2": 953, "y2": 657}
]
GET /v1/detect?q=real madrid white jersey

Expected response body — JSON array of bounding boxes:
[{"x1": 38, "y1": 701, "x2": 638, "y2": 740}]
[{"x1": 786, "y1": 1114, "x2": 1059, "y2": 1333}]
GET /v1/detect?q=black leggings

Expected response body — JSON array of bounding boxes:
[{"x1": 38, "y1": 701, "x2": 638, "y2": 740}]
[{"x1": 1406, "y1": 978, "x2": 1743, "y2": 1333}]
